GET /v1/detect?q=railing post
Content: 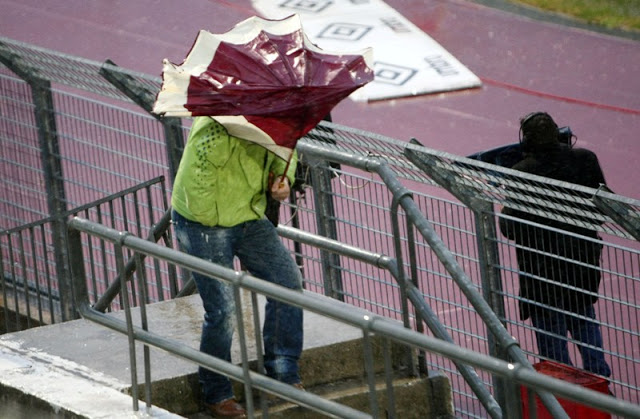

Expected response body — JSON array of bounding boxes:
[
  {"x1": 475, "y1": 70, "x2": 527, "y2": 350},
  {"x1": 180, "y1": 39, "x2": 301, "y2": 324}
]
[
  {"x1": 67, "y1": 224, "x2": 89, "y2": 314},
  {"x1": 403, "y1": 142, "x2": 567, "y2": 418},
  {"x1": 474, "y1": 201, "x2": 521, "y2": 418},
  {"x1": 309, "y1": 161, "x2": 344, "y2": 300},
  {"x1": 0, "y1": 46, "x2": 73, "y2": 321},
  {"x1": 99, "y1": 60, "x2": 184, "y2": 182},
  {"x1": 32, "y1": 79, "x2": 74, "y2": 321},
  {"x1": 390, "y1": 190, "x2": 419, "y2": 377}
]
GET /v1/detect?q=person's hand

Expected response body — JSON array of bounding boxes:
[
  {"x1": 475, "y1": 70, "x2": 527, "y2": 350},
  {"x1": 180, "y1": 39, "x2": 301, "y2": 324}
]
[{"x1": 270, "y1": 175, "x2": 290, "y2": 201}]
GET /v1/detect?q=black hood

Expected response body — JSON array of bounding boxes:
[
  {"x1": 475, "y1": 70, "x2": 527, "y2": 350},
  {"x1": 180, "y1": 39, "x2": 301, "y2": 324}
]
[{"x1": 520, "y1": 112, "x2": 559, "y2": 152}]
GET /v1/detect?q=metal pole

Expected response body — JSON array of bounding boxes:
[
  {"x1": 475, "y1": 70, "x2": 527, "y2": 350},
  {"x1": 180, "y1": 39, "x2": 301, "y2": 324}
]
[
  {"x1": 0, "y1": 45, "x2": 72, "y2": 321},
  {"x1": 309, "y1": 162, "x2": 344, "y2": 300},
  {"x1": 99, "y1": 59, "x2": 184, "y2": 182},
  {"x1": 474, "y1": 201, "x2": 518, "y2": 417},
  {"x1": 402, "y1": 145, "x2": 567, "y2": 419}
]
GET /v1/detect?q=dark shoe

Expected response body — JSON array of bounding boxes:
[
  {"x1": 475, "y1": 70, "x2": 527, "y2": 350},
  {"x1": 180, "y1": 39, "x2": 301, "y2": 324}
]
[{"x1": 204, "y1": 398, "x2": 247, "y2": 418}]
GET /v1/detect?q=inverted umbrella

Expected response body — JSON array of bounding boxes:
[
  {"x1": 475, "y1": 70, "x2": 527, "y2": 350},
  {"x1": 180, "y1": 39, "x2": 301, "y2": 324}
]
[{"x1": 153, "y1": 14, "x2": 374, "y2": 160}]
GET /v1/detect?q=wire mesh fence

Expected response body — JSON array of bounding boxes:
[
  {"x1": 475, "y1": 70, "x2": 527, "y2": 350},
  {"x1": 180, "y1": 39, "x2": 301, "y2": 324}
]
[
  {"x1": 1, "y1": 35, "x2": 639, "y2": 418},
  {"x1": 0, "y1": 73, "x2": 49, "y2": 226},
  {"x1": 1, "y1": 176, "x2": 171, "y2": 333}
]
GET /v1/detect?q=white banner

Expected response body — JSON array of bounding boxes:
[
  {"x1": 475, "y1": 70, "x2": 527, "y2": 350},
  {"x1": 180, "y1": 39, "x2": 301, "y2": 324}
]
[{"x1": 252, "y1": 0, "x2": 482, "y2": 102}]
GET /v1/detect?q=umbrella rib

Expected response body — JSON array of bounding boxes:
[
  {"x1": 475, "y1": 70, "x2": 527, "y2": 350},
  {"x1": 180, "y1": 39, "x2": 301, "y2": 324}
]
[{"x1": 266, "y1": 33, "x2": 299, "y2": 86}]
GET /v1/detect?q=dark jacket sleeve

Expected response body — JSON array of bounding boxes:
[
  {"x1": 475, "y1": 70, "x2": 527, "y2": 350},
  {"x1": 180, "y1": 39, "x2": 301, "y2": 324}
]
[{"x1": 575, "y1": 148, "x2": 606, "y2": 189}]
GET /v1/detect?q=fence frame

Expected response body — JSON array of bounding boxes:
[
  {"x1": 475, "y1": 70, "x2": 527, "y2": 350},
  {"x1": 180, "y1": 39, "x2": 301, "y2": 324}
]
[
  {"x1": 2, "y1": 36, "x2": 640, "y2": 418},
  {"x1": 1, "y1": 176, "x2": 170, "y2": 332},
  {"x1": 66, "y1": 215, "x2": 640, "y2": 419}
]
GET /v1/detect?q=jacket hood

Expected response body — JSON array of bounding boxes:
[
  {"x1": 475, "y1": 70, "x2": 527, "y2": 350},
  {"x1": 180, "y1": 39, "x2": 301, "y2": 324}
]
[{"x1": 520, "y1": 112, "x2": 559, "y2": 152}]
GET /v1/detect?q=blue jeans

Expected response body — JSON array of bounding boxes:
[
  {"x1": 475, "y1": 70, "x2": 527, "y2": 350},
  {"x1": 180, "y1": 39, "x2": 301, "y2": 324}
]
[
  {"x1": 172, "y1": 210, "x2": 304, "y2": 404},
  {"x1": 530, "y1": 305, "x2": 611, "y2": 377}
]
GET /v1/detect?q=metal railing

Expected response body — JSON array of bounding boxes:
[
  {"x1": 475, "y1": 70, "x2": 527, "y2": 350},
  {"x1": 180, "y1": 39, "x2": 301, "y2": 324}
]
[
  {"x1": 400, "y1": 139, "x2": 640, "y2": 409},
  {"x1": 66, "y1": 216, "x2": 640, "y2": 418},
  {"x1": 1, "y1": 176, "x2": 171, "y2": 333},
  {"x1": 2, "y1": 35, "x2": 640, "y2": 417},
  {"x1": 277, "y1": 224, "x2": 502, "y2": 418},
  {"x1": 290, "y1": 130, "x2": 640, "y2": 415},
  {"x1": 299, "y1": 142, "x2": 568, "y2": 417}
]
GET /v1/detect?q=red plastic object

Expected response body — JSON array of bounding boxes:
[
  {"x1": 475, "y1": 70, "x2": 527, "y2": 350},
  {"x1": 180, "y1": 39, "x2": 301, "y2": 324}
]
[{"x1": 521, "y1": 360, "x2": 611, "y2": 418}]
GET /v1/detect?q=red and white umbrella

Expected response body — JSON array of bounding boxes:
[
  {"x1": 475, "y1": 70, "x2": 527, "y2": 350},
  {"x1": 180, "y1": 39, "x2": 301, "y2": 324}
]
[{"x1": 153, "y1": 14, "x2": 373, "y2": 160}]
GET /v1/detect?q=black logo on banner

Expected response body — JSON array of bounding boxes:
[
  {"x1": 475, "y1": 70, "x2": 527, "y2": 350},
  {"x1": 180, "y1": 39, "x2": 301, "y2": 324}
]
[
  {"x1": 373, "y1": 62, "x2": 417, "y2": 86},
  {"x1": 317, "y1": 23, "x2": 373, "y2": 42}
]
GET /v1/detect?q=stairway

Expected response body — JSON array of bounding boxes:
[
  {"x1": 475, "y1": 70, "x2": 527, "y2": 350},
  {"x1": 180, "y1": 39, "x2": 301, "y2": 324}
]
[
  {"x1": 179, "y1": 291, "x2": 456, "y2": 418},
  {"x1": 182, "y1": 331, "x2": 455, "y2": 419},
  {"x1": 0, "y1": 292, "x2": 454, "y2": 418}
]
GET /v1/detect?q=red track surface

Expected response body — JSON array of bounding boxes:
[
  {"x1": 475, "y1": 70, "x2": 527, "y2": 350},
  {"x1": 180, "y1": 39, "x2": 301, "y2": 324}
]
[{"x1": 1, "y1": 0, "x2": 638, "y2": 199}]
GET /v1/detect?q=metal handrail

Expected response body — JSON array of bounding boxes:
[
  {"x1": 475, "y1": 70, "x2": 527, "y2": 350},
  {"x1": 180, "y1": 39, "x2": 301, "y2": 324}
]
[
  {"x1": 277, "y1": 225, "x2": 503, "y2": 418},
  {"x1": 92, "y1": 208, "x2": 174, "y2": 312},
  {"x1": 66, "y1": 217, "x2": 640, "y2": 418},
  {"x1": 297, "y1": 141, "x2": 571, "y2": 418}
]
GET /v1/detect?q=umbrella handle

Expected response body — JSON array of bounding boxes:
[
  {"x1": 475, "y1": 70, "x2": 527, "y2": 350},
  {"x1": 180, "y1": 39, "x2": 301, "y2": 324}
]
[{"x1": 279, "y1": 154, "x2": 294, "y2": 188}]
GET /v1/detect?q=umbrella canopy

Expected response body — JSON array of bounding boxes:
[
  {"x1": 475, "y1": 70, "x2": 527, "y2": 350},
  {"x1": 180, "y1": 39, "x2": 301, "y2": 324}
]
[{"x1": 153, "y1": 14, "x2": 373, "y2": 160}]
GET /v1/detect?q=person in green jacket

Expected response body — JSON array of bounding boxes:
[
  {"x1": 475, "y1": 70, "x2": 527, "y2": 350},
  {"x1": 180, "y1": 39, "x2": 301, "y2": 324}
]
[{"x1": 172, "y1": 117, "x2": 302, "y2": 418}]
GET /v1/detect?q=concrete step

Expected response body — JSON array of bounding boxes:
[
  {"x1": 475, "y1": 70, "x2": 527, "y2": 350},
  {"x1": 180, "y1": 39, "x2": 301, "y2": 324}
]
[
  {"x1": 186, "y1": 372, "x2": 454, "y2": 419},
  {"x1": 144, "y1": 294, "x2": 416, "y2": 415},
  {"x1": 266, "y1": 372, "x2": 454, "y2": 419},
  {"x1": 230, "y1": 332, "x2": 410, "y2": 399},
  {"x1": 0, "y1": 292, "x2": 454, "y2": 418}
]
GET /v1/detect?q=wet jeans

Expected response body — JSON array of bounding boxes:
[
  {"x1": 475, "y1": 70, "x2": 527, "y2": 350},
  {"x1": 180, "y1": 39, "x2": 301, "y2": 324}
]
[
  {"x1": 530, "y1": 304, "x2": 611, "y2": 377},
  {"x1": 172, "y1": 210, "x2": 304, "y2": 404}
]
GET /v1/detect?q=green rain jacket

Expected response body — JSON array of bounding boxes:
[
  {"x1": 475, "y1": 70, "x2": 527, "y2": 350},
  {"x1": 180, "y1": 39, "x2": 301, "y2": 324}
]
[{"x1": 171, "y1": 117, "x2": 297, "y2": 227}]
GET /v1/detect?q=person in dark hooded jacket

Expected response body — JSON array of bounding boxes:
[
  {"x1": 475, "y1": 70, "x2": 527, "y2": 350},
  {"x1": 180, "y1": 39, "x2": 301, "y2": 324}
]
[{"x1": 499, "y1": 112, "x2": 611, "y2": 377}]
